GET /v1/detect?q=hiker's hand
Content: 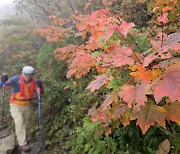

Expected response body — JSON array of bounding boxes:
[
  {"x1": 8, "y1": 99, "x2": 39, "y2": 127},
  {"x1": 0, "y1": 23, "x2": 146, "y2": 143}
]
[
  {"x1": 36, "y1": 80, "x2": 42, "y2": 88},
  {"x1": 1, "y1": 74, "x2": 8, "y2": 83}
]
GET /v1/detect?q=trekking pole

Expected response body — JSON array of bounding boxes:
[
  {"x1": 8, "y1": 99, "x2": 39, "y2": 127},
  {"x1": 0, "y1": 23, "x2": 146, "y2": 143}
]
[
  {"x1": 0, "y1": 83, "x2": 5, "y2": 144},
  {"x1": 38, "y1": 87, "x2": 42, "y2": 149}
]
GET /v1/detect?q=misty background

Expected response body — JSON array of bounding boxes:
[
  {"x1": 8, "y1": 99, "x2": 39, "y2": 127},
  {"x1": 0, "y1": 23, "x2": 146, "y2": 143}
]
[{"x1": 0, "y1": 3, "x2": 16, "y2": 19}]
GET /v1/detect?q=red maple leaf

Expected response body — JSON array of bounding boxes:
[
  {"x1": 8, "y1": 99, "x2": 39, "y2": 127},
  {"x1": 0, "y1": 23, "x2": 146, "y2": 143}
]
[
  {"x1": 153, "y1": 63, "x2": 180, "y2": 103},
  {"x1": 112, "y1": 46, "x2": 135, "y2": 67},
  {"x1": 86, "y1": 74, "x2": 112, "y2": 92},
  {"x1": 116, "y1": 18, "x2": 135, "y2": 36},
  {"x1": 157, "y1": 13, "x2": 169, "y2": 24},
  {"x1": 104, "y1": 24, "x2": 117, "y2": 41},
  {"x1": 119, "y1": 82, "x2": 151, "y2": 110}
]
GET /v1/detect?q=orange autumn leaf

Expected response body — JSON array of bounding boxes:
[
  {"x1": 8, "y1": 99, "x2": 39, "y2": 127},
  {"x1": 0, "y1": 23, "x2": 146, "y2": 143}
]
[
  {"x1": 130, "y1": 63, "x2": 161, "y2": 81},
  {"x1": 67, "y1": 52, "x2": 96, "y2": 78},
  {"x1": 149, "y1": 69, "x2": 161, "y2": 81},
  {"x1": 130, "y1": 63, "x2": 151, "y2": 81},
  {"x1": 96, "y1": 65, "x2": 106, "y2": 74},
  {"x1": 164, "y1": 102, "x2": 180, "y2": 125},
  {"x1": 137, "y1": 0, "x2": 146, "y2": 3},
  {"x1": 105, "y1": 127, "x2": 112, "y2": 137},
  {"x1": 162, "y1": 6, "x2": 172, "y2": 13},
  {"x1": 84, "y1": 1, "x2": 91, "y2": 11},
  {"x1": 131, "y1": 103, "x2": 166, "y2": 134}
]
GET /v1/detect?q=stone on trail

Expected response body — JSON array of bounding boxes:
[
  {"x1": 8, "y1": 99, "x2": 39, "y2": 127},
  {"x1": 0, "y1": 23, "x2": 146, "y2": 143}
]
[{"x1": 0, "y1": 133, "x2": 15, "y2": 154}]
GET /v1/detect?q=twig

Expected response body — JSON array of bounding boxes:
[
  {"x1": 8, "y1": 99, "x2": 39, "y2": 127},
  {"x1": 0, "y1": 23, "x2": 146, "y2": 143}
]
[
  {"x1": 128, "y1": 34, "x2": 145, "y2": 57},
  {"x1": 116, "y1": 17, "x2": 143, "y2": 62},
  {"x1": 161, "y1": 22, "x2": 164, "y2": 48}
]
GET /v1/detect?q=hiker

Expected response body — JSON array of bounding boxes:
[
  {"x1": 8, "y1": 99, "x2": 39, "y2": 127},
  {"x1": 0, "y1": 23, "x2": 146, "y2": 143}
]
[{"x1": 0, "y1": 66, "x2": 43, "y2": 152}]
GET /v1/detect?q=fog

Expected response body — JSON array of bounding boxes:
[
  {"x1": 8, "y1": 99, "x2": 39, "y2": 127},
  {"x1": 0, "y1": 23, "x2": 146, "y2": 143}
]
[
  {"x1": 0, "y1": 0, "x2": 15, "y2": 19},
  {"x1": 0, "y1": 0, "x2": 14, "y2": 6}
]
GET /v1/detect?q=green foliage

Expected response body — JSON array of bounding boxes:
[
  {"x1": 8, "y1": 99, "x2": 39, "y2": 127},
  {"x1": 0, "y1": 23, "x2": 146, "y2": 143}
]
[
  {"x1": 109, "y1": 69, "x2": 131, "y2": 90},
  {"x1": 68, "y1": 119, "x2": 180, "y2": 154},
  {"x1": 167, "y1": 123, "x2": 180, "y2": 154},
  {"x1": 128, "y1": 29, "x2": 152, "y2": 53},
  {"x1": 0, "y1": 16, "x2": 43, "y2": 75},
  {"x1": 69, "y1": 117, "x2": 117, "y2": 154}
]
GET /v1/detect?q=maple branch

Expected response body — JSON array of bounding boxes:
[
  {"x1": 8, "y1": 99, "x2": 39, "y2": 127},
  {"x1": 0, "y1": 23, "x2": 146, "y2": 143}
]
[
  {"x1": 147, "y1": 27, "x2": 158, "y2": 41},
  {"x1": 119, "y1": 33, "x2": 141, "y2": 63},
  {"x1": 66, "y1": 0, "x2": 76, "y2": 14},
  {"x1": 116, "y1": 17, "x2": 143, "y2": 62},
  {"x1": 128, "y1": 33, "x2": 145, "y2": 57}
]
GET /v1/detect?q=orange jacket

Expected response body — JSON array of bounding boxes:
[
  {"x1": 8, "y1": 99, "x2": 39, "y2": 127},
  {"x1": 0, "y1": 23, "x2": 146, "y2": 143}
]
[{"x1": 0, "y1": 75, "x2": 43, "y2": 106}]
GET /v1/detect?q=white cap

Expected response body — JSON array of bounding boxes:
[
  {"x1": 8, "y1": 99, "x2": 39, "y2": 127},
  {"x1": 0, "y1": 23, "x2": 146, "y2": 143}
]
[{"x1": 22, "y1": 66, "x2": 34, "y2": 76}]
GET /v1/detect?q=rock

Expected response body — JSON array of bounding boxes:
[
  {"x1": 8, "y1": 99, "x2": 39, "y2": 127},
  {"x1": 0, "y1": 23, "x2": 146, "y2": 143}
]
[{"x1": 0, "y1": 133, "x2": 15, "y2": 154}]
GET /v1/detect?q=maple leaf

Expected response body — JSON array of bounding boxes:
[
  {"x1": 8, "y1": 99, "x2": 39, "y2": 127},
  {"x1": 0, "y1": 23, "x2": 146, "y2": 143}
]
[
  {"x1": 137, "y1": 0, "x2": 146, "y2": 3},
  {"x1": 162, "y1": 6, "x2": 173, "y2": 13},
  {"x1": 54, "y1": 44, "x2": 77, "y2": 61},
  {"x1": 96, "y1": 65, "x2": 106, "y2": 74},
  {"x1": 130, "y1": 63, "x2": 151, "y2": 81},
  {"x1": 120, "y1": 107, "x2": 131, "y2": 126},
  {"x1": 112, "y1": 46, "x2": 135, "y2": 67},
  {"x1": 102, "y1": 0, "x2": 116, "y2": 5},
  {"x1": 88, "y1": 107, "x2": 107, "y2": 123},
  {"x1": 105, "y1": 127, "x2": 112, "y2": 137},
  {"x1": 143, "y1": 52, "x2": 172, "y2": 67},
  {"x1": 101, "y1": 52, "x2": 114, "y2": 63},
  {"x1": 153, "y1": 63, "x2": 180, "y2": 102},
  {"x1": 84, "y1": 1, "x2": 91, "y2": 11},
  {"x1": 113, "y1": 105, "x2": 129, "y2": 119},
  {"x1": 164, "y1": 101, "x2": 180, "y2": 124},
  {"x1": 116, "y1": 18, "x2": 135, "y2": 37},
  {"x1": 66, "y1": 68, "x2": 76, "y2": 79},
  {"x1": 86, "y1": 74, "x2": 112, "y2": 92},
  {"x1": 119, "y1": 82, "x2": 151, "y2": 110},
  {"x1": 104, "y1": 24, "x2": 117, "y2": 41},
  {"x1": 157, "y1": 13, "x2": 169, "y2": 24},
  {"x1": 35, "y1": 17, "x2": 70, "y2": 42},
  {"x1": 89, "y1": 10, "x2": 99, "y2": 21},
  {"x1": 155, "y1": 57, "x2": 180, "y2": 68},
  {"x1": 131, "y1": 103, "x2": 166, "y2": 134},
  {"x1": 142, "y1": 33, "x2": 180, "y2": 66},
  {"x1": 100, "y1": 91, "x2": 119, "y2": 111},
  {"x1": 164, "y1": 32, "x2": 180, "y2": 46},
  {"x1": 71, "y1": 55, "x2": 96, "y2": 78},
  {"x1": 130, "y1": 63, "x2": 161, "y2": 81}
]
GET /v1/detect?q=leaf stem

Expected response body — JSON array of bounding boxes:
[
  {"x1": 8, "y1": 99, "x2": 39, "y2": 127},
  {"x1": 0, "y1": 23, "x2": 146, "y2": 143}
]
[{"x1": 161, "y1": 22, "x2": 164, "y2": 48}]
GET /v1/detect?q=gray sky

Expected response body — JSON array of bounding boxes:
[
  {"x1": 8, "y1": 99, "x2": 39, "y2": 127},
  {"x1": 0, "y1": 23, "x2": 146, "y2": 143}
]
[{"x1": 0, "y1": 0, "x2": 14, "y2": 6}]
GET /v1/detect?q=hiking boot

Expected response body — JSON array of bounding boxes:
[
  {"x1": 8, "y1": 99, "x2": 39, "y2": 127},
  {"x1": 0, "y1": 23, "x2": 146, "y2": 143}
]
[{"x1": 21, "y1": 144, "x2": 31, "y2": 152}]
